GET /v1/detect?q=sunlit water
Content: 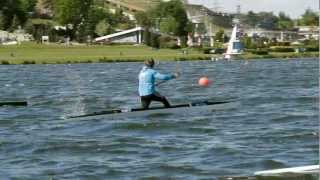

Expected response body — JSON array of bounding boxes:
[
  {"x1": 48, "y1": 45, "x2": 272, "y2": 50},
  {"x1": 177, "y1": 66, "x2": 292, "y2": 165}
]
[{"x1": 0, "y1": 58, "x2": 318, "y2": 179}]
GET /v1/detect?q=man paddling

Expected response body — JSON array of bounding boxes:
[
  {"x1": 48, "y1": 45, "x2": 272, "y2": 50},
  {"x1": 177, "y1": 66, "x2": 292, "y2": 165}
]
[{"x1": 139, "y1": 59, "x2": 179, "y2": 109}]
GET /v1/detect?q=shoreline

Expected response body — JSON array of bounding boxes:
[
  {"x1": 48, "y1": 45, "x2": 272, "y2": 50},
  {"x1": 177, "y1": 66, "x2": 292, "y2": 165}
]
[
  {"x1": 0, "y1": 43, "x2": 318, "y2": 65},
  {"x1": 1, "y1": 56, "x2": 318, "y2": 65}
]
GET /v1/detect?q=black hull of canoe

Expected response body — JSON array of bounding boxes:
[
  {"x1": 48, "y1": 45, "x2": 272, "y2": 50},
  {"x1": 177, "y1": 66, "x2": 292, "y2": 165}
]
[
  {"x1": 69, "y1": 100, "x2": 233, "y2": 119},
  {"x1": 0, "y1": 101, "x2": 28, "y2": 106}
]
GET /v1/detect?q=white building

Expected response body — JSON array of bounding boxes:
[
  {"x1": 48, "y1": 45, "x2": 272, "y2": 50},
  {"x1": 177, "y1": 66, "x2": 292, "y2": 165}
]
[
  {"x1": 95, "y1": 27, "x2": 144, "y2": 44},
  {"x1": 0, "y1": 30, "x2": 33, "y2": 44}
]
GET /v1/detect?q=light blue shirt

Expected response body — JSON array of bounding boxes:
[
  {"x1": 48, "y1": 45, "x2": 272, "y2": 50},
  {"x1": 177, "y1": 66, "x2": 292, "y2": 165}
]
[{"x1": 138, "y1": 66, "x2": 174, "y2": 96}]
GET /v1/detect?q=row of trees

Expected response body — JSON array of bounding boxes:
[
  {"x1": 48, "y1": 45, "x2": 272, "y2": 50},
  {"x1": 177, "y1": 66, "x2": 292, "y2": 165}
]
[
  {"x1": 135, "y1": 0, "x2": 192, "y2": 47},
  {"x1": 0, "y1": 0, "x2": 37, "y2": 31},
  {"x1": 0, "y1": 0, "x2": 196, "y2": 46},
  {"x1": 241, "y1": 9, "x2": 319, "y2": 30},
  {"x1": 53, "y1": 0, "x2": 134, "y2": 42},
  {"x1": 0, "y1": 0, "x2": 318, "y2": 45},
  {"x1": 0, "y1": 0, "x2": 134, "y2": 42}
]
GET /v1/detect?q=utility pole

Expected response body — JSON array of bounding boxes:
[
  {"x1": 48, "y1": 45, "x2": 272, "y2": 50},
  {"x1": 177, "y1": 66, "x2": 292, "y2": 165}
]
[
  {"x1": 212, "y1": 0, "x2": 221, "y2": 13},
  {"x1": 235, "y1": 0, "x2": 241, "y2": 23},
  {"x1": 236, "y1": 4, "x2": 241, "y2": 15},
  {"x1": 210, "y1": 0, "x2": 222, "y2": 47}
]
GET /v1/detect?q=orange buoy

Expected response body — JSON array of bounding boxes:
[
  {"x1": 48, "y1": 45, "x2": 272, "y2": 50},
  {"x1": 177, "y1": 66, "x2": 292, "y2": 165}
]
[{"x1": 198, "y1": 77, "x2": 210, "y2": 87}]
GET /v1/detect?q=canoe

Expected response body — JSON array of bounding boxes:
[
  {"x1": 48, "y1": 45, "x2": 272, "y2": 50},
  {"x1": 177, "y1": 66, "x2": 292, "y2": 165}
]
[
  {"x1": 69, "y1": 100, "x2": 236, "y2": 119},
  {"x1": 254, "y1": 165, "x2": 320, "y2": 176}
]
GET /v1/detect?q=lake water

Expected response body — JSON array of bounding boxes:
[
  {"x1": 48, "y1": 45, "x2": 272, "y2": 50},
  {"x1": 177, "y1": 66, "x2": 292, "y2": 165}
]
[{"x1": 0, "y1": 58, "x2": 318, "y2": 179}]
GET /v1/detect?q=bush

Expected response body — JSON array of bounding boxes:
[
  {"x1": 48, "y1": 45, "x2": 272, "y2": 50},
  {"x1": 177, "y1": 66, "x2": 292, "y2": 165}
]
[
  {"x1": 203, "y1": 47, "x2": 213, "y2": 54},
  {"x1": 1, "y1": 60, "x2": 10, "y2": 65},
  {"x1": 248, "y1": 49, "x2": 269, "y2": 55},
  {"x1": 262, "y1": 54, "x2": 274, "y2": 58},
  {"x1": 159, "y1": 36, "x2": 179, "y2": 49},
  {"x1": 270, "y1": 46, "x2": 295, "y2": 52},
  {"x1": 161, "y1": 41, "x2": 179, "y2": 49},
  {"x1": 305, "y1": 46, "x2": 319, "y2": 52},
  {"x1": 202, "y1": 47, "x2": 226, "y2": 54},
  {"x1": 23, "y1": 60, "x2": 36, "y2": 64},
  {"x1": 275, "y1": 41, "x2": 291, "y2": 46},
  {"x1": 212, "y1": 48, "x2": 225, "y2": 54},
  {"x1": 245, "y1": 49, "x2": 256, "y2": 53},
  {"x1": 144, "y1": 30, "x2": 151, "y2": 46},
  {"x1": 203, "y1": 48, "x2": 225, "y2": 54},
  {"x1": 255, "y1": 50, "x2": 269, "y2": 55},
  {"x1": 303, "y1": 39, "x2": 318, "y2": 47},
  {"x1": 150, "y1": 33, "x2": 160, "y2": 48},
  {"x1": 84, "y1": 60, "x2": 93, "y2": 63}
]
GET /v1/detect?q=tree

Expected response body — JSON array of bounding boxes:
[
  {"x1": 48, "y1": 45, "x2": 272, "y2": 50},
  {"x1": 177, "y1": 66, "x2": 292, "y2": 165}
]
[
  {"x1": 0, "y1": 0, "x2": 28, "y2": 30},
  {"x1": 113, "y1": 8, "x2": 125, "y2": 24},
  {"x1": 214, "y1": 29, "x2": 224, "y2": 43},
  {"x1": 36, "y1": 0, "x2": 54, "y2": 17},
  {"x1": 255, "y1": 37, "x2": 269, "y2": 48},
  {"x1": 25, "y1": 19, "x2": 55, "y2": 42},
  {"x1": 298, "y1": 9, "x2": 319, "y2": 26},
  {"x1": 242, "y1": 11, "x2": 280, "y2": 30},
  {"x1": 83, "y1": 5, "x2": 111, "y2": 39},
  {"x1": 144, "y1": 30, "x2": 151, "y2": 46},
  {"x1": 159, "y1": 16, "x2": 178, "y2": 35},
  {"x1": 54, "y1": 0, "x2": 133, "y2": 41},
  {"x1": 241, "y1": 36, "x2": 255, "y2": 49},
  {"x1": 9, "y1": 15, "x2": 20, "y2": 32},
  {"x1": 277, "y1": 12, "x2": 293, "y2": 30},
  {"x1": 148, "y1": 0, "x2": 190, "y2": 46},
  {"x1": 114, "y1": 9, "x2": 134, "y2": 30},
  {"x1": 95, "y1": 20, "x2": 109, "y2": 36},
  {"x1": 0, "y1": 0, "x2": 38, "y2": 31},
  {"x1": 54, "y1": 0, "x2": 94, "y2": 40},
  {"x1": 243, "y1": 11, "x2": 259, "y2": 28},
  {"x1": 150, "y1": 33, "x2": 160, "y2": 48},
  {"x1": 0, "y1": 12, "x2": 4, "y2": 30},
  {"x1": 135, "y1": 11, "x2": 152, "y2": 28},
  {"x1": 135, "y1": 11, "x2": 152, "y2": 45},
  {"x1": 194, "y1": 23, "x2": 206, "y2": 36},
  {"x1": 258, "y1": 12, "x2": 278, "y2": 30},
  {"x1": 54, "y1": 0, "x2": 91, "y2": 26},
  {"x1": 24, "y1": 0, "x2": 37, "y2": 12}
]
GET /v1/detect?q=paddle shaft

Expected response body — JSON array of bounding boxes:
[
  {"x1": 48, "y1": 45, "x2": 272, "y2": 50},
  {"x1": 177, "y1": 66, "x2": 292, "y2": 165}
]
[
  {"x1": 155, "y1": 79, "x2": 170, "y2": 86},
  {"x1": 156, "y1": 61, "x2": 181, "y2": 87}
]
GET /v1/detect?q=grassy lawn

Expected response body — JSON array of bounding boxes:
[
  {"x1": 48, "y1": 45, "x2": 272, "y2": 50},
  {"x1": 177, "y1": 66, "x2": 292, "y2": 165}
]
[
  {"x1": 0, "y1": 42, "x2": 317, "y2": 65},
  {"x1": 0, "y1": 42, "x2": 210, "y2": 64}
]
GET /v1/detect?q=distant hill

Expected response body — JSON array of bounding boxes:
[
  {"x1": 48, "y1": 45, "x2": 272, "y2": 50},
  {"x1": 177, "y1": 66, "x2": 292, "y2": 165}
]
[
  {"x1": 105, "y1": 0, "x2": 161, "y2": 12},
  {"x1": 120, "y1": 0, "x2": 161, "y2": 10},
  {"x1": 105, "y1": 0, "x2": 233, "y2": 29},
  {"x1": 185, "y1": 4, "x2": 234, "y2": 29}
]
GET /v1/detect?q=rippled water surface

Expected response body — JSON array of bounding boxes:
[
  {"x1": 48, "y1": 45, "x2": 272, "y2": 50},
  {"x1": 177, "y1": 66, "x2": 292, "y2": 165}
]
[{"x1": 0, "y1": 58, "x2": 318, "y2": 179}]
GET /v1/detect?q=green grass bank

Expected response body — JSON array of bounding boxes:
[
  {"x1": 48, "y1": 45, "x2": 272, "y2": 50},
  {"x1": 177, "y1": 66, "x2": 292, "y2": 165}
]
[
  {"x1": 0, "y1": 42, "x2": 210, "y2": 64},
  {"x1": 0, "y1": 42, "x2": 318, "y2": 65}
]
